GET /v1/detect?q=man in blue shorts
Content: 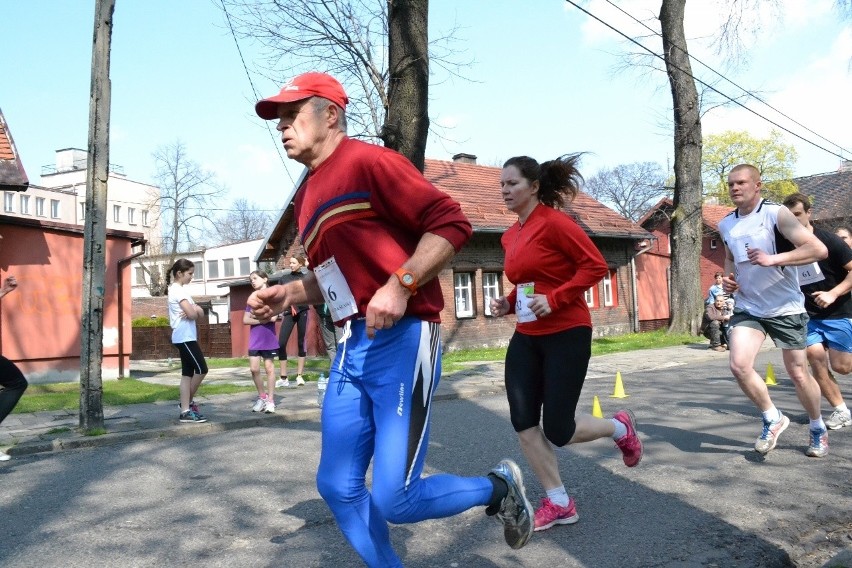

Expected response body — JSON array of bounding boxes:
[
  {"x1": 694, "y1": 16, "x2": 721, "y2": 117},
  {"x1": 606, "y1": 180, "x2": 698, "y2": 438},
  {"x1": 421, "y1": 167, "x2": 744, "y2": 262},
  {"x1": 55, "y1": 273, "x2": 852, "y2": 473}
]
[
  {"x1": 718, "y1": 165, "x2": 828, "y2": 457},
  {"x1": 247, "y1": 72, "x2": 533, "y2": 567},
  {"x1": 783, "y1": 193, "x2": 852, "y2": 431}
]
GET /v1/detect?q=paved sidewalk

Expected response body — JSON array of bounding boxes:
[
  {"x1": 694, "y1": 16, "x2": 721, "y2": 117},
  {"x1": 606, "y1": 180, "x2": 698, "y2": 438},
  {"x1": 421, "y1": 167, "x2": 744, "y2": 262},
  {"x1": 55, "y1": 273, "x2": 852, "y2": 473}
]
[{"x1": 1, "y1": 341, "x2": 765, "y2": 458}]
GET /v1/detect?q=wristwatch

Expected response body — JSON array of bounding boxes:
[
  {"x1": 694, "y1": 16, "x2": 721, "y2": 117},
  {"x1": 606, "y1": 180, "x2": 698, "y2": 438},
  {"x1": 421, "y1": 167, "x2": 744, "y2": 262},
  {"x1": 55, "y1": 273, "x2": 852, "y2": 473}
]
[{"x1": 394, "y1": 268, "x2": 418, "y2": 296}]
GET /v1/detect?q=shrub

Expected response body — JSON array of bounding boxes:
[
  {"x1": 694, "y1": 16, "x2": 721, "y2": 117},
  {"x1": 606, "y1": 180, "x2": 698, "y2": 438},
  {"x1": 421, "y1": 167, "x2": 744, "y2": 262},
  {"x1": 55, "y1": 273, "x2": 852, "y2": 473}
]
[{"x1": 132, "y1": 316, "x2": 169, "y2": 327}]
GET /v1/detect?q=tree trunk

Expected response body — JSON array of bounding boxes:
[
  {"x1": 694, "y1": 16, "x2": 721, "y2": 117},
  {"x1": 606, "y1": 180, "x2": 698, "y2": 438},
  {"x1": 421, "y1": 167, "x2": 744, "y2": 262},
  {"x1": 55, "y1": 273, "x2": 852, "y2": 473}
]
[
  {"x1": 383, "y1": 0, "x2": 429, "y2": 172},
  {"x1": 660, "y1": 0, "x2": 703, "y2": 334},
  {"x1": 80, "y1": 0, "x2": 115, "y2": 432}
]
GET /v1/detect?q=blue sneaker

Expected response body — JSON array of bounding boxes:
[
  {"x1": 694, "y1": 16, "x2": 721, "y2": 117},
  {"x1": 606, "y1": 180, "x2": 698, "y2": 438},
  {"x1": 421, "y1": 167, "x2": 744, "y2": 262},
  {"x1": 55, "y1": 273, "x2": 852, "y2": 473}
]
[
  {"x1": 179, "y1": 410, "x2": 207, "y2": 424},
  {"x1": 805, "y1": 428, "x2": 828, "y2": 458},
  {"x1": 489, "y1": 459, "x2": 534, "y2": 549}
]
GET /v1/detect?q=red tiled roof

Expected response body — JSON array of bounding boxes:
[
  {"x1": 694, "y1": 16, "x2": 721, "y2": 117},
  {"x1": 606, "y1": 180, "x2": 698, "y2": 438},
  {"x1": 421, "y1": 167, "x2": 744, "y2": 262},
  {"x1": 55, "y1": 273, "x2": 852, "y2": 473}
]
[
  {"x1": 0, "y1": 109, "x2": 30, "y2": 191},
  {"x1": 793, "y1": 169, "x2": 852, "y2": 221},
  {"x1": 424, "y1": 159, "x2": 649, "y2": 239}
]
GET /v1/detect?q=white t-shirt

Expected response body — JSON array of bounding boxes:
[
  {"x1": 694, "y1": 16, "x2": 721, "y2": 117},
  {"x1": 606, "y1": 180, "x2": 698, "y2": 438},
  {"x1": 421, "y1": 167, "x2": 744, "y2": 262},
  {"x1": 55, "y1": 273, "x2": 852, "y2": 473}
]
[
  {"x1": 718, "y1": 199, "x2": 804, "y2": 318},
  {"x1": 168, "y1": 283, "x2": 197, "y2": 343}
]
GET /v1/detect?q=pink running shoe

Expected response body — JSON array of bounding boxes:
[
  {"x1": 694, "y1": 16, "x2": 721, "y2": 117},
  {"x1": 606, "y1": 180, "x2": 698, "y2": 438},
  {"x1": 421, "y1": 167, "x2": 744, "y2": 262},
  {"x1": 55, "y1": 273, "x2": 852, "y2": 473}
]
[
  {"x1": 613, "y1": 409, "x2": 643, "y2": 467},
  {"x1": 534, "y1": 497, "x2": 579, "y2": 532}
]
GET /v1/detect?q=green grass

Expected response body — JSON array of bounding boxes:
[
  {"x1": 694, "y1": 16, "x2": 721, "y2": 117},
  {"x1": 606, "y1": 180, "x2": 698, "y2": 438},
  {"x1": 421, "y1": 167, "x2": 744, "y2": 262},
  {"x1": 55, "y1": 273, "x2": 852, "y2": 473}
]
[{"x1": 14, "y1": 330, "x2": 703, "y2": 413}]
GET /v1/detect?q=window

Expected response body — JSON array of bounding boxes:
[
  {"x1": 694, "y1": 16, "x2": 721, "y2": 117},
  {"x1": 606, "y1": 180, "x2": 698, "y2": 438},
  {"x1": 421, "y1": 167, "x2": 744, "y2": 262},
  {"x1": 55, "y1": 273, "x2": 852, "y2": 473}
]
[
  {"x1": 135, "y1": 266, "x2": 147, "y2": 285},
  {"x1": 454, "y1": 272, "x2": 474, "y2": 318},
  {"x1": 113, "y1": 205, "x2": 121, "y2": 222},
  {"x1": 35, "y1": 197, "x2": 45, "y2": 216},
  {"x1": 482, "y1": 272, "x2": 501, "y2": 316},
  {"x1": 79, "y1": 202, "x2": 86, "y2": 221},
  {"x1": 584, "y1": 286, "x2": 596, "y2": 308},
  {"x1": 603, "y1": 270, "x2": 618, "y2": 307},
  {"x1": 141, "y1": 209, "x2": 149, "y2": 226},
  {"x1": 50, "y1": 199, "x2": 60, "y2": 219},
  {"x1": 3, "y1": 193, "x2": 14, "y2": 213},
  {"x1": 127, "y1": 207, "x2": 135, "y2": 225},
  {"x1": 239, "y1": 257, "x2": 251, "y2": 275},
  {"x1": 20, "y1": 194, "x2": 29, "y2": 215},
  {"x1": 710, "y1": 238, "x2": 718, "y2": 250},
  {"x1": 207, "y1": 259, "x2": 219, "y2": 279},
  {"x1": 223, "y1": 258, "x2": 234, "y2": 277},
  {"x1": 193, "y1": 263, "x2": 204, "y2": 281}
]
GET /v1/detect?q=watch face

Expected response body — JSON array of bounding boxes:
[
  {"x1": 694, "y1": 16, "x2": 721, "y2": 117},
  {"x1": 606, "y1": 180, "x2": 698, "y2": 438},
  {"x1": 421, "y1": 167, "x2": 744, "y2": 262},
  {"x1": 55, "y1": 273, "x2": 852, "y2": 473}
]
[{"x1": 402, "y1": 273, "x2": 415, "y2": 286}]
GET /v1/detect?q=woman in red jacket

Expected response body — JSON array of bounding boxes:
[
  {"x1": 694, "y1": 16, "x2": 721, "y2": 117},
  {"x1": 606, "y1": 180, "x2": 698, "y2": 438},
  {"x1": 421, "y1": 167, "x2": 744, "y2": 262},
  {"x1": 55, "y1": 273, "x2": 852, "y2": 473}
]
[{"x1": 490, "y1": 155, "x2": 643, "y2": 531}]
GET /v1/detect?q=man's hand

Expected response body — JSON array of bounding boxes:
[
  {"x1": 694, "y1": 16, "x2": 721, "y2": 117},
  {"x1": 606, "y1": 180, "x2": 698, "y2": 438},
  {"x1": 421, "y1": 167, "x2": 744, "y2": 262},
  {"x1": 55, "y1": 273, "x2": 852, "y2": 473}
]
[
  {"x1": 811, "y1": 290, "x2": 837, "y2": 309},
  {"x1": 722, "y1": 273, "x2": 739, "y2": 294},
  {"x1": 1, "y1": 276, "x2": 17, "y2": 295},
  {"x1": 490, "y1": 297, "x2": 510, "y2": 317},
  {"x1": 365, "y1": 282, "x2": 409, "y2": 339},
  {"x1": 248, "y1": 284, "x2": 290, "y2": 320},
  {"x1": 746, "y1": 247, "x2": 776, "y2": 267}
]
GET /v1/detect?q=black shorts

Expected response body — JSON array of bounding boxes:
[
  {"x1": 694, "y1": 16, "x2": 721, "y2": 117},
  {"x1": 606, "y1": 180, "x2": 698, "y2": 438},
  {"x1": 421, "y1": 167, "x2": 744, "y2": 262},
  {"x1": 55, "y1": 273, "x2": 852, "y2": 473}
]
[
  {"x1": 173, "y1": 341, "x2": 208, "y2": 377},
  {"x1": 248, "y1": 349, "x2": 278, "y2": 360}
]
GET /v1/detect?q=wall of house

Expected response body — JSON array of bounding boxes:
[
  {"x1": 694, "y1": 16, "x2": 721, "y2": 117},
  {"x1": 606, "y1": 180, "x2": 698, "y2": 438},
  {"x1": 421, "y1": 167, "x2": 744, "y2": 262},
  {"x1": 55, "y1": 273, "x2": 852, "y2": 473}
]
[
  {"x1": 699, "y1": 233, "x2": 726, "y2": 297},
  {"x1": 131, "y1": 323, "x2": 233, "y2": 360},
  {"x1": 635, "y1": 251, "x2": 670, "y2": 326},
  {"x1": 0, "y1": 221, "x2": 136, "y2": 383}
]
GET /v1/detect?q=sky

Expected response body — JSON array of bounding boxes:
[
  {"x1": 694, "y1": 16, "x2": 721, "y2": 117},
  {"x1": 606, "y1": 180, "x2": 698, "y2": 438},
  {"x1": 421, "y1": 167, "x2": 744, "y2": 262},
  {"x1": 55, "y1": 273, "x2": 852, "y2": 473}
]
[{"x1": 2, "y1": 0, "x2": 850, "y2": 217}]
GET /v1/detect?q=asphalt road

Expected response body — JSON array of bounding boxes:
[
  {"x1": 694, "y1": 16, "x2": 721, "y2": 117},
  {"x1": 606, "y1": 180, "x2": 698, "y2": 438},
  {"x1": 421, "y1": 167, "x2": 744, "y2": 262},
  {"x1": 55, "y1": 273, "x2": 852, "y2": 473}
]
[{"x1": 1, "y1": 353, "x2": 850, "y2": 567}]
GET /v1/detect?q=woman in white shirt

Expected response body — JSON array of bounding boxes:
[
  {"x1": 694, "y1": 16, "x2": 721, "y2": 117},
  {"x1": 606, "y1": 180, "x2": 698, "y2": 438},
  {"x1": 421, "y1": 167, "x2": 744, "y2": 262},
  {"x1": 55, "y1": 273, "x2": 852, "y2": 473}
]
[{"x1": 167, "y1": 259, "x2": 208, "y2": 423}]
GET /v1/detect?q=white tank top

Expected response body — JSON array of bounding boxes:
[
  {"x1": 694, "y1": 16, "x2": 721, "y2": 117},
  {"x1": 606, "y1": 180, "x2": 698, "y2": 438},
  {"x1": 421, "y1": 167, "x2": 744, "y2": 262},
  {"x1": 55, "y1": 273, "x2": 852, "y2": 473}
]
[{"x1": 718, "y1": 200, "x2": 805, "y2": 318}]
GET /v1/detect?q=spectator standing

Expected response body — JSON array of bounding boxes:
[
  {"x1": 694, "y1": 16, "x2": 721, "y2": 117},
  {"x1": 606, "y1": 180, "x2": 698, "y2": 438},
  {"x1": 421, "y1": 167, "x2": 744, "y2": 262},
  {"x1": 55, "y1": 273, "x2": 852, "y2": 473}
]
[
  {"x1": 276, "y1": 256, "x2": 309, "y2": 388},
  {"x1": 244, "y1": 270, "x2": 280, "y2": 413}
]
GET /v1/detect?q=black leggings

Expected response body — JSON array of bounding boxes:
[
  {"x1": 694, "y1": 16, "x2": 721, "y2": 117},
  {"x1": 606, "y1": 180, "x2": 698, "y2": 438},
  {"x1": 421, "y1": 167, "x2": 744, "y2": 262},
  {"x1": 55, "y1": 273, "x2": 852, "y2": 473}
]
[
  {"x1": 279, "y1": 310, "x2": 308, "y2": 357},
  {"x1": 504, "y1": 326, "x2": 592, "y2": 447},
  {"x1": 0, "y1": 356, "x2": 28, "y2": 425}
]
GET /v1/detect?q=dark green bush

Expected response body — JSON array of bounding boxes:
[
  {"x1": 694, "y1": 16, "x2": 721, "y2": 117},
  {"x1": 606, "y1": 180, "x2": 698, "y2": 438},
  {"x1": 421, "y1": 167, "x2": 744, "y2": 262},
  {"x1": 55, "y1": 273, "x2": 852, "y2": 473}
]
[{"x1": 132, "y1": 316, "x2": 170, "y2": 327}]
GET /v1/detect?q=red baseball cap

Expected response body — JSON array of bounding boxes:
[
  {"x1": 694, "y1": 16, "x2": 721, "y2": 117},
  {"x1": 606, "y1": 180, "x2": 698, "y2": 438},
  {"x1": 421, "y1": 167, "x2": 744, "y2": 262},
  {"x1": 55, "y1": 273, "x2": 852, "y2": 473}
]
[{"x1": 255, "y1": 72, "x2": 349, "y2": 120}]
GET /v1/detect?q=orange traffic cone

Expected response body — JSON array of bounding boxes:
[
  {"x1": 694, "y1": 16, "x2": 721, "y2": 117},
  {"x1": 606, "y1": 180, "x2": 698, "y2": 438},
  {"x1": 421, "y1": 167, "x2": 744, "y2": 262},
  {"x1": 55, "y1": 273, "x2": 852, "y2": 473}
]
[{"x1": 610, "y1": 371, "x2": 629, "y2": 398}]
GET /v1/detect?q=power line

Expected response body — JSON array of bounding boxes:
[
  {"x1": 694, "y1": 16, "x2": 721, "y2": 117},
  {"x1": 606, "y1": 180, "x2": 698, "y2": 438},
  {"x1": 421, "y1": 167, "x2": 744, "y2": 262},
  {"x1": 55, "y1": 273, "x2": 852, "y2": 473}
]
[
  {"x1": 564, "y1": 0, "x2": 850, "y2": 162},
  {"x1": 219, "y1": 0, "x2": 294, "y2": 185},
  {"x1": 601, "y1": 0, "x2": 852, "y2": 157}
]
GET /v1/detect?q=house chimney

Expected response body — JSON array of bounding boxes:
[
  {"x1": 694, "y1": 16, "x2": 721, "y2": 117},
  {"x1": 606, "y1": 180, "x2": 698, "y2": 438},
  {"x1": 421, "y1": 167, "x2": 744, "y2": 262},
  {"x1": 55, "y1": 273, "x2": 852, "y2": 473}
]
[
  {"x1": 55, "y1": 148, "x2": 88, "y2": 172},
  {"x1": 452, "y1": 152, "x2": 477, "y2": 164},
  {"x1": 839, "y1": 159, "x2": 852, "y2": 173}
]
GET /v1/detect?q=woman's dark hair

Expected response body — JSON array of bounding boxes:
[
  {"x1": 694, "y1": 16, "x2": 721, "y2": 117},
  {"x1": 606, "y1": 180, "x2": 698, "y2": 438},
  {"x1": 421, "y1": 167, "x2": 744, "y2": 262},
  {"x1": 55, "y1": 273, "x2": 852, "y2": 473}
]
[
  {"x1": 250, "y1": 269, "x2": 269, "y2": 281},
  {"x1": 502, "y1": 153, "x2": 584, "y2": 208},
  {"x1": 166, "y1": 258, "x2": 195, "y2": 286}
]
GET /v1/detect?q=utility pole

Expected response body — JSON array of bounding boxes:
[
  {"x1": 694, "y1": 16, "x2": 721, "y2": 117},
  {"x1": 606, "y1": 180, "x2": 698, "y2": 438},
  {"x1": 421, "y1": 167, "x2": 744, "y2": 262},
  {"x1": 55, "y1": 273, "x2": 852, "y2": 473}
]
[{"x1": 80, "y1": 0, "x2": 116, "y2": 432}]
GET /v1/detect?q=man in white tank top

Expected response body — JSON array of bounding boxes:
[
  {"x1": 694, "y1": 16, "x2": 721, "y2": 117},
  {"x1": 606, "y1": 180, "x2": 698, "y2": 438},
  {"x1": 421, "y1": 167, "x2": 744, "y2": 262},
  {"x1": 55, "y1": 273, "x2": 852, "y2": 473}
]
[{"x1": 718, "y1": 164, "x2": 829, "y2": 457}]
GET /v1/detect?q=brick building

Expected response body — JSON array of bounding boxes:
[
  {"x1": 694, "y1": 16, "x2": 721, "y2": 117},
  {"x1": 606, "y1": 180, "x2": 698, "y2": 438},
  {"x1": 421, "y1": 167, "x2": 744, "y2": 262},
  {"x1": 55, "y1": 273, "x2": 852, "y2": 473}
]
[{"x1": 255, "y1": 154, "x2": 651, "y2": 351}]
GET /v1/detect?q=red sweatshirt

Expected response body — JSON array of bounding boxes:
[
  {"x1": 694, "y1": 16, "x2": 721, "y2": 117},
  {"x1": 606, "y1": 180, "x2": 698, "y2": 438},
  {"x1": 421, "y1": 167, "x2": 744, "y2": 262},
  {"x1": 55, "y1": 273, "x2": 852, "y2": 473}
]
[
  {"x1": 503, "y1": 204, "x2": 608, "y2": 335},
  {"x1": 295, "y1": 137, "x2": 472, "y2": 323}
]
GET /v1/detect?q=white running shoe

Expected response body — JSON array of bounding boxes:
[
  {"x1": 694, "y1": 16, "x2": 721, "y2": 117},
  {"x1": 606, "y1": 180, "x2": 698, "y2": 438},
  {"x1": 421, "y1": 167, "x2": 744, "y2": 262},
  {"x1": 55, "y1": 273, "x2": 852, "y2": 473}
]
[
  {"x1": 825, "y1": 409, "x2": 852, "y2": 430},
  {"x1": 264, "y1": 401, "x2": 276, "y2": 413},
  {"x1": 276, "y1": 378, "x2": 290, "y2": 388},
  {"x1": 252, "y1": 397, "x2": 266, "y2": 412},
  {"x1": 296, "y1": 375, "x2": 305, "y2": 386}
]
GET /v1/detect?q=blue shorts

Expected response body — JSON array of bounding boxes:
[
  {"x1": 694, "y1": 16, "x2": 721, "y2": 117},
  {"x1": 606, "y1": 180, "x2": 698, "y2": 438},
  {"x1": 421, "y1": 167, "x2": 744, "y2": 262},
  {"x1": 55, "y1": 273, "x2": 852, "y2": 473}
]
[{"x1": 806, "y1": 318, "x2": 852, "y2": 352}]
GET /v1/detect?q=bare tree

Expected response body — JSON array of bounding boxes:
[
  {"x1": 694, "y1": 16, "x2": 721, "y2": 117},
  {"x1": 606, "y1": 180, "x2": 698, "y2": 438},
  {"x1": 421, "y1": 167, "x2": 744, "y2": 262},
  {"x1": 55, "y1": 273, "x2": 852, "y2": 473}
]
[
  {"x1": 585, "y1": 162, "x2": 669, "y2": 221},
  {"x1": 213, "y1": 198, "x2": 274, "y2": 245},
  {"x1": 220, "y1": 0, "x2": 467, "y2": 170},
  {"x1": 141, "y1": 140, "x2": 227, "y2": 295}
]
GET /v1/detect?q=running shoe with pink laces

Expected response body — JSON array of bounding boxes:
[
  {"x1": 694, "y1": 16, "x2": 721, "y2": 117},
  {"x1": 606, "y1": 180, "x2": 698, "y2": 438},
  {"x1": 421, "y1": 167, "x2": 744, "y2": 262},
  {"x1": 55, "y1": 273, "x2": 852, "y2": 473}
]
[
  {"x1": 613, "y1": 409, "x2": 643, "y2": 467},
  {"x1": 534, "y1": 497, "x2": 579, "y2": 532}
]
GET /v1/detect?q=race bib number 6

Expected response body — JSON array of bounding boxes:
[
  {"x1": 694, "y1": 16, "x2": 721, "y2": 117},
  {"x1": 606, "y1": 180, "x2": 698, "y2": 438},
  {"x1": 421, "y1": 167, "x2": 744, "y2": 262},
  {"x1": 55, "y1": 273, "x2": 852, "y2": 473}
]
[{"x1": 314, "y1": 256, "x2": 358, "y2": 322}]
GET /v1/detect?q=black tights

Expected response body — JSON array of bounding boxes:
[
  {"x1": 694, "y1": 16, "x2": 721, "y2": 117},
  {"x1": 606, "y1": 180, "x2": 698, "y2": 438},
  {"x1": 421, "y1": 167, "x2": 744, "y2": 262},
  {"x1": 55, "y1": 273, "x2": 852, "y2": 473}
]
[
  {"x1": 504, "y1": 327, "x2": 592, "y2": 447},
  {"x1": 0, "y1": 356, "x2": 28, "y2": 424}
]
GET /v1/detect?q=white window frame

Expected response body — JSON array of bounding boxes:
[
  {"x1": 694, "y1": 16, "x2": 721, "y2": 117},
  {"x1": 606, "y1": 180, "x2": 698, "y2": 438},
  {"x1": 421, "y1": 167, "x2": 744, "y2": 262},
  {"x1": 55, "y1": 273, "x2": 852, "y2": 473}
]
[
  {"x1": 603, "y1": 271, "x2": 614, "y2": 307},
  {"x1": 193, "y1": 263, "x2": 204, "y2": 281},
  {"x1": 482, "y1": 272, "x2": 500, "y2": 317},
  {"x1": 127, "y1": 207, "x2": 135, "y2": 225},
  {"x1": 223, "y1": 258, "x2": 235, "y2": 277},
  {"x1": 20, "y1": 194, "x2": 29, "y2": 215},
  {"x1": 113, "y1": 204, "x2": 121, "y2": 223},
  {"x1": 141, "y1": 209, "x2": 149, "y2": 226},
  {"x1": 134, "y1": 266, "x2": 147, "y2": 285},
  {"x1": 584, "y1": 287, "x2": 595, "y2": 308},
  {"x1": 454, "y1": 272, "x2": 474, "y2": 318},
  {"x1": 4, "y1": 192, "x2": 14, "y2": 213},
  {"x1": 207, "y1": 259, "x2": 219, "y2": 279},
  {"x1": 35, "y1": 197, "x2": 45, "y2": 217},
  {"x1": 709, "y1": 238, "x2": 718, "y2": 250},
  {"x1": 50, "y1": 199, "x2": 61, "y2": 219},
  {"x1": 79, "y1": 202, "x2": 86, "y2": 221},
  {"x1": 238, "y1": 257, "x2": 250, "y2": 275}
]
